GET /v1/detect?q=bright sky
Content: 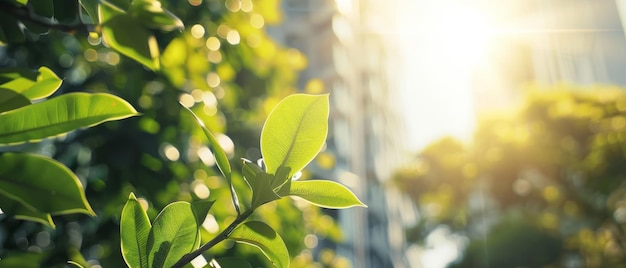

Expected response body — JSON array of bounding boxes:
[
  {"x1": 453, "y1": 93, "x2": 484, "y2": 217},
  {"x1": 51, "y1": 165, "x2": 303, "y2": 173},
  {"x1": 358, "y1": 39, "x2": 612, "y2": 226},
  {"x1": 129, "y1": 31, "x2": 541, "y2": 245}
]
[
  {"x1": 395, "y1": 0, "x2": 495, "y2": 266},
  {"x1": 398, "y1": 0, "x2": 494, "y2": 151}
]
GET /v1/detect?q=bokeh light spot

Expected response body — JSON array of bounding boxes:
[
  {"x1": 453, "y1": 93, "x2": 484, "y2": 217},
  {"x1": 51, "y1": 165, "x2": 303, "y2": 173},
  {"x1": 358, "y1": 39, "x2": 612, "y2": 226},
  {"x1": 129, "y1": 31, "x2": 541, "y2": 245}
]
[
  {"x1": 191, "y1": 24, "x2": 206, "y2": 38},
  {"x1": 205, "y1": 36, "x2": 221, "y2": 51},
  {"x1": 179, "y1": 93, "x2": 195, "y2": 108},
  {"x1": 226, "y1": 30, "x2": 240, "y2": 45},
  {"x1": 250, "y1": 14, "x2": 264, "y2": 29}
]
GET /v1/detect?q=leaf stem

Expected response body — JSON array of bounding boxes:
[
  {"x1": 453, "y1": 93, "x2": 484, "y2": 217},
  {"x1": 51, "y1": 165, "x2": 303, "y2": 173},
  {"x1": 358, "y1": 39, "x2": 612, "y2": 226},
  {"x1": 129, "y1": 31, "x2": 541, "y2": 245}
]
[
  {"x1": 0, "y1": 1, "x2": 96, "y2": 34},
  {"x1": 171, "y1": 209, "x2": 254, "y2": 268}
]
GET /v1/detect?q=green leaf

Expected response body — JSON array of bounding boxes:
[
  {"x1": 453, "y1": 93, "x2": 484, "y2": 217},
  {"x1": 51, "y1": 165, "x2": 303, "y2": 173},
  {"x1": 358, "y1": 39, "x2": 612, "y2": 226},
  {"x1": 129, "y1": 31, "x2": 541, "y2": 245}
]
[
  {"x1": 129, "y1": 0, "x2": 184, "y2": 31},
  {"x1": 0, "y1": 66, "x2": 63, "y2": 101},
  {"x1": 102, "y1": 14, "x2": 160, "y2": 70},
  {"x1": 79, "y1": 0, "x2": 100, "y2": 24},
  {"x1": 147, "y1": 202, "x2": 199, "y2": 268},
  {"x1": 0, "y1": 152, "x2": 95, "y2": 216},
  {"x1": 261, "y1": 94, "x2": 329, "y2": 177},
  {"x1": 215, "y1": 257, "x2": 253, "y2": 268},
  {"x1": 97, "y1": 0, "x2": 125, "y2": 23},
  {"x1": 182, "y1": 106, "x2": 231, "y2": 180},
  {"x1": 252, "y1": 173, "x2": 281, "y2": 208},
  {"x1": 289, "y1": 180, "x2": 366, "y2": 209},
  {"x1": 0, "y1": 92, "x2": 138, "y2": 145},
  {"x1": 67, "y1": 261, "x2": 86, "y2": 268},
  {"x1": 0, "y1": 88, "x2": 30, "y2": 113},
  {"x1": 30, "y1": 0, "x2": 54, "y2": 18},
  {"x1": 53, "y1": 0, "x2": 79, "y2": 24},
  {"x1": 0, "y1": 252, "x2": 44, "y2": 268},
  {"x1": 0, "y1": 15, "x2": 25, "y2": 43},
  {"x1": 182, "y1": 105, "x2": 240, "y2": 212},
  {"x1": 229, "y1": 221, "x2": 289, "y2": 268},
  {"x1": 121, "y1": 193, "x2": 151, "y2": 268},
  {"x1": 0, "y1": 193, "x2": 55, "y2": 228},
  {"x1": 191, "y1": 199, "x2": 215, "y2": 227}
]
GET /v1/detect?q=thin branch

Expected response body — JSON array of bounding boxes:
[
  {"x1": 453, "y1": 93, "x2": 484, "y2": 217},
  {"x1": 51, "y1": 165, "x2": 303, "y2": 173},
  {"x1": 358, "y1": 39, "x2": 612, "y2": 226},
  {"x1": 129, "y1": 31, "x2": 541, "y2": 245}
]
[
  {"x1": 171, "y1": 209, "x2": 254, "y2": 268},
  {"x1": 0, "y1": 1, "x2": 96, "y2": 34}
]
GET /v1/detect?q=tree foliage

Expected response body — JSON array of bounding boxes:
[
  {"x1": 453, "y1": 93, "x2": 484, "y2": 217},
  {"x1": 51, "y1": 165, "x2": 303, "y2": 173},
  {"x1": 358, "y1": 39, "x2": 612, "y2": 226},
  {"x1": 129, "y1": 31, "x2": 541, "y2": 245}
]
[
  {"x1": 394, "y1": 86, "x2": 626, "y2": 267},
  {"x1": 0, "y1": 0, "x2": 357, "y2": 267}
]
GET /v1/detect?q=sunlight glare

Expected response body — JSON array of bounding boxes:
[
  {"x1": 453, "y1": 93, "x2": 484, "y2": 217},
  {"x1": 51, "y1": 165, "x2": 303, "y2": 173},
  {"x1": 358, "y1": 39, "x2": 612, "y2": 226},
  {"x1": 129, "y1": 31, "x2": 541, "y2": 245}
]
[{"x1": 436, "y1": 7, "x2": 493, "y2": 67}]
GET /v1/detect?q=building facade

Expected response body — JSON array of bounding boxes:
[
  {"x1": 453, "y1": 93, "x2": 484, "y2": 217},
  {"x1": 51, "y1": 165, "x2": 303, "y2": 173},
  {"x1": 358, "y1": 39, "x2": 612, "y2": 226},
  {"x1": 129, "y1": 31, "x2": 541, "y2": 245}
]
[{"x1": 269, "y1": 0, "x2": 416, "y2": 267}]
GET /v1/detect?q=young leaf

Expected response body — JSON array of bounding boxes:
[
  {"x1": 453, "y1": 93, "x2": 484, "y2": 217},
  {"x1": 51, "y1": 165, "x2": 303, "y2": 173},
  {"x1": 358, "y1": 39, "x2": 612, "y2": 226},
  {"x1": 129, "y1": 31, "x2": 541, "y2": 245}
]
[
  {"x1": 101, "y1": 14, "x2": 160, "y2": 70},
  {"x1": 0, "y1": 152, "x2": 95, "y2": 216},
  {"x1": 121, "y1": 193, "x2": 151, "y2": 268},
  {"x1": 147, "y1": 202, "x2": 199, "y2": 268},
  {"x1": 250, "y1": 172, "x2": 281, "y2": 209},
  {"x1": 261, "y1": 94, "x2": 329, "y2": 177},
  {"x1": 191, "y1": 199, "x2": 215, "y2": 227},
  {"x1": 0, "y1": 66, "x2": 62, "y2": 100},
  {"x1": 289, "y1": 180, "x2": 366, "y2": 209},
  {"x1": 215, "y1": 257, "x2": 253, "y2": 268},
  {"x1": 129, "y1": 0, "x2": 184, "y2": 31},
  {"x1": 229, "y1": 221, "x2": 289, "y2": 268},
  {"x1": 0, "y1": 92, "x2": 138, "y2": 144}
]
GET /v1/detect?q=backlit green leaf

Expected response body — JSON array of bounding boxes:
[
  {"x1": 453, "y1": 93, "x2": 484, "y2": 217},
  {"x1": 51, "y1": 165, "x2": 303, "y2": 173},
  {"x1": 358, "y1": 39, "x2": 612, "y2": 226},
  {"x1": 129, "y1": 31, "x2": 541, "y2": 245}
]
[
  {"x1": 130, "y1": 0, "x2": 184, "y2": 31},
  {"x1": 261, "y1": 94, "x2": 329, "y2": 177},
  {"x1": 0, "y1": 92, "x2": 138, "y2": 144},
  {"x1": 289, "y1": 180, "x2": 366, "y2": 209},
  {"x1": 229, "y1": 221, "x2": 289, "y2": 268},
  {"x1": 215, "y1": 257, "x2": 253, "y2": 268},
  {"x1": 102, "y1": 14, "x2": 160, "y2": 70},
  {"x1": 147, "y1": 202, "x2": 199, "y2": 268},
  {"x1": 0, "y1": 66, "x2": 63, "y2": 100},
  {"x1": 182, "y1": 105, "x2": 240, "y2": 212},
  {"x1": 121, "y1": 193, "x2": 151, "y2": 268},
  {"x1": 0, "y1": 152, "x2": 95, "y2": 216}
]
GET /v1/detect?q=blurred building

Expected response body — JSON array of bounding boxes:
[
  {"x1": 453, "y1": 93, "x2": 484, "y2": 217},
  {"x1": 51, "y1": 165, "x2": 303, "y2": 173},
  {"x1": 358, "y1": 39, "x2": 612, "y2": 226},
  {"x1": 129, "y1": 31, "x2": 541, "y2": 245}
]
[
  {"x1": 472, "y1": 0, "x2": 626, "y2": 115},
  {"x1": 268, "y1": 0, "x2": 416, "y2": 267}
]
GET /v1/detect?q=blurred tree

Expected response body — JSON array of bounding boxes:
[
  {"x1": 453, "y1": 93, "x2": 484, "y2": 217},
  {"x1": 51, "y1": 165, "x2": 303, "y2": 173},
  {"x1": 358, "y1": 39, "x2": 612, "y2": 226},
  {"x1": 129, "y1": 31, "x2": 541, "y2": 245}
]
[
  {"x1": 394, "y1": 86, "x2": 626, "y2": 267},
  {"x1": 0, "y1": 0, "x2": 342, "y2": 267}
]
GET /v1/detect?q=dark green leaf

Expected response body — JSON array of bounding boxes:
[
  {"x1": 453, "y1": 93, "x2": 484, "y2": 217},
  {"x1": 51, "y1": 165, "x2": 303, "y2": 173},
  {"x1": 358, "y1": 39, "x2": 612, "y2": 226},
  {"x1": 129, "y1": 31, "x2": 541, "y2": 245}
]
[
  {"x1": 0, "y1": 15, "x2": 25, "y2": 44},
  {"x1": 261, "y1": 94, "x2": 329, "y2": 177},
  {"x1": 0, "y1": 152, "x2": 95, "y2": 216},
  {"x1": 0, "y1": 252, "x2": 44, "y2": 268},
  {"x1": 229, "y1": 221, "x2": 289, "y2": 268},
  {"x1": 102, "y1": 14, "x2": 160, "y2": 70},
  {"x1": 147, "y1": 202, "x2": 199, "y2": 268},
  {"x1": 0, "y1": 92, "x2": 138, "y2": 145},
  {"x1": 191, "y1": 199, "x2": 215, "y2": 227},
  {"x1": 53, "y1": 0, "x2": 80, "y2": 24},
  {"x1": 0, "y1": 193, "x2": 55, "y2": 228},
  {"x1": 30, "y1": 0, "x2": 54, "y2": 18},
  {"x1": 0, "y1": 88, "x2": 30, "y2": 113},
  {"x1": 79, "y1": 0, "x2": 100, "y2": 24},
  {"x1": 121, "y1": 193, "x2": 151, "y2": 268},
  {"x1": 289, "y1": 180, "x2": 366, "y2": 209}
]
